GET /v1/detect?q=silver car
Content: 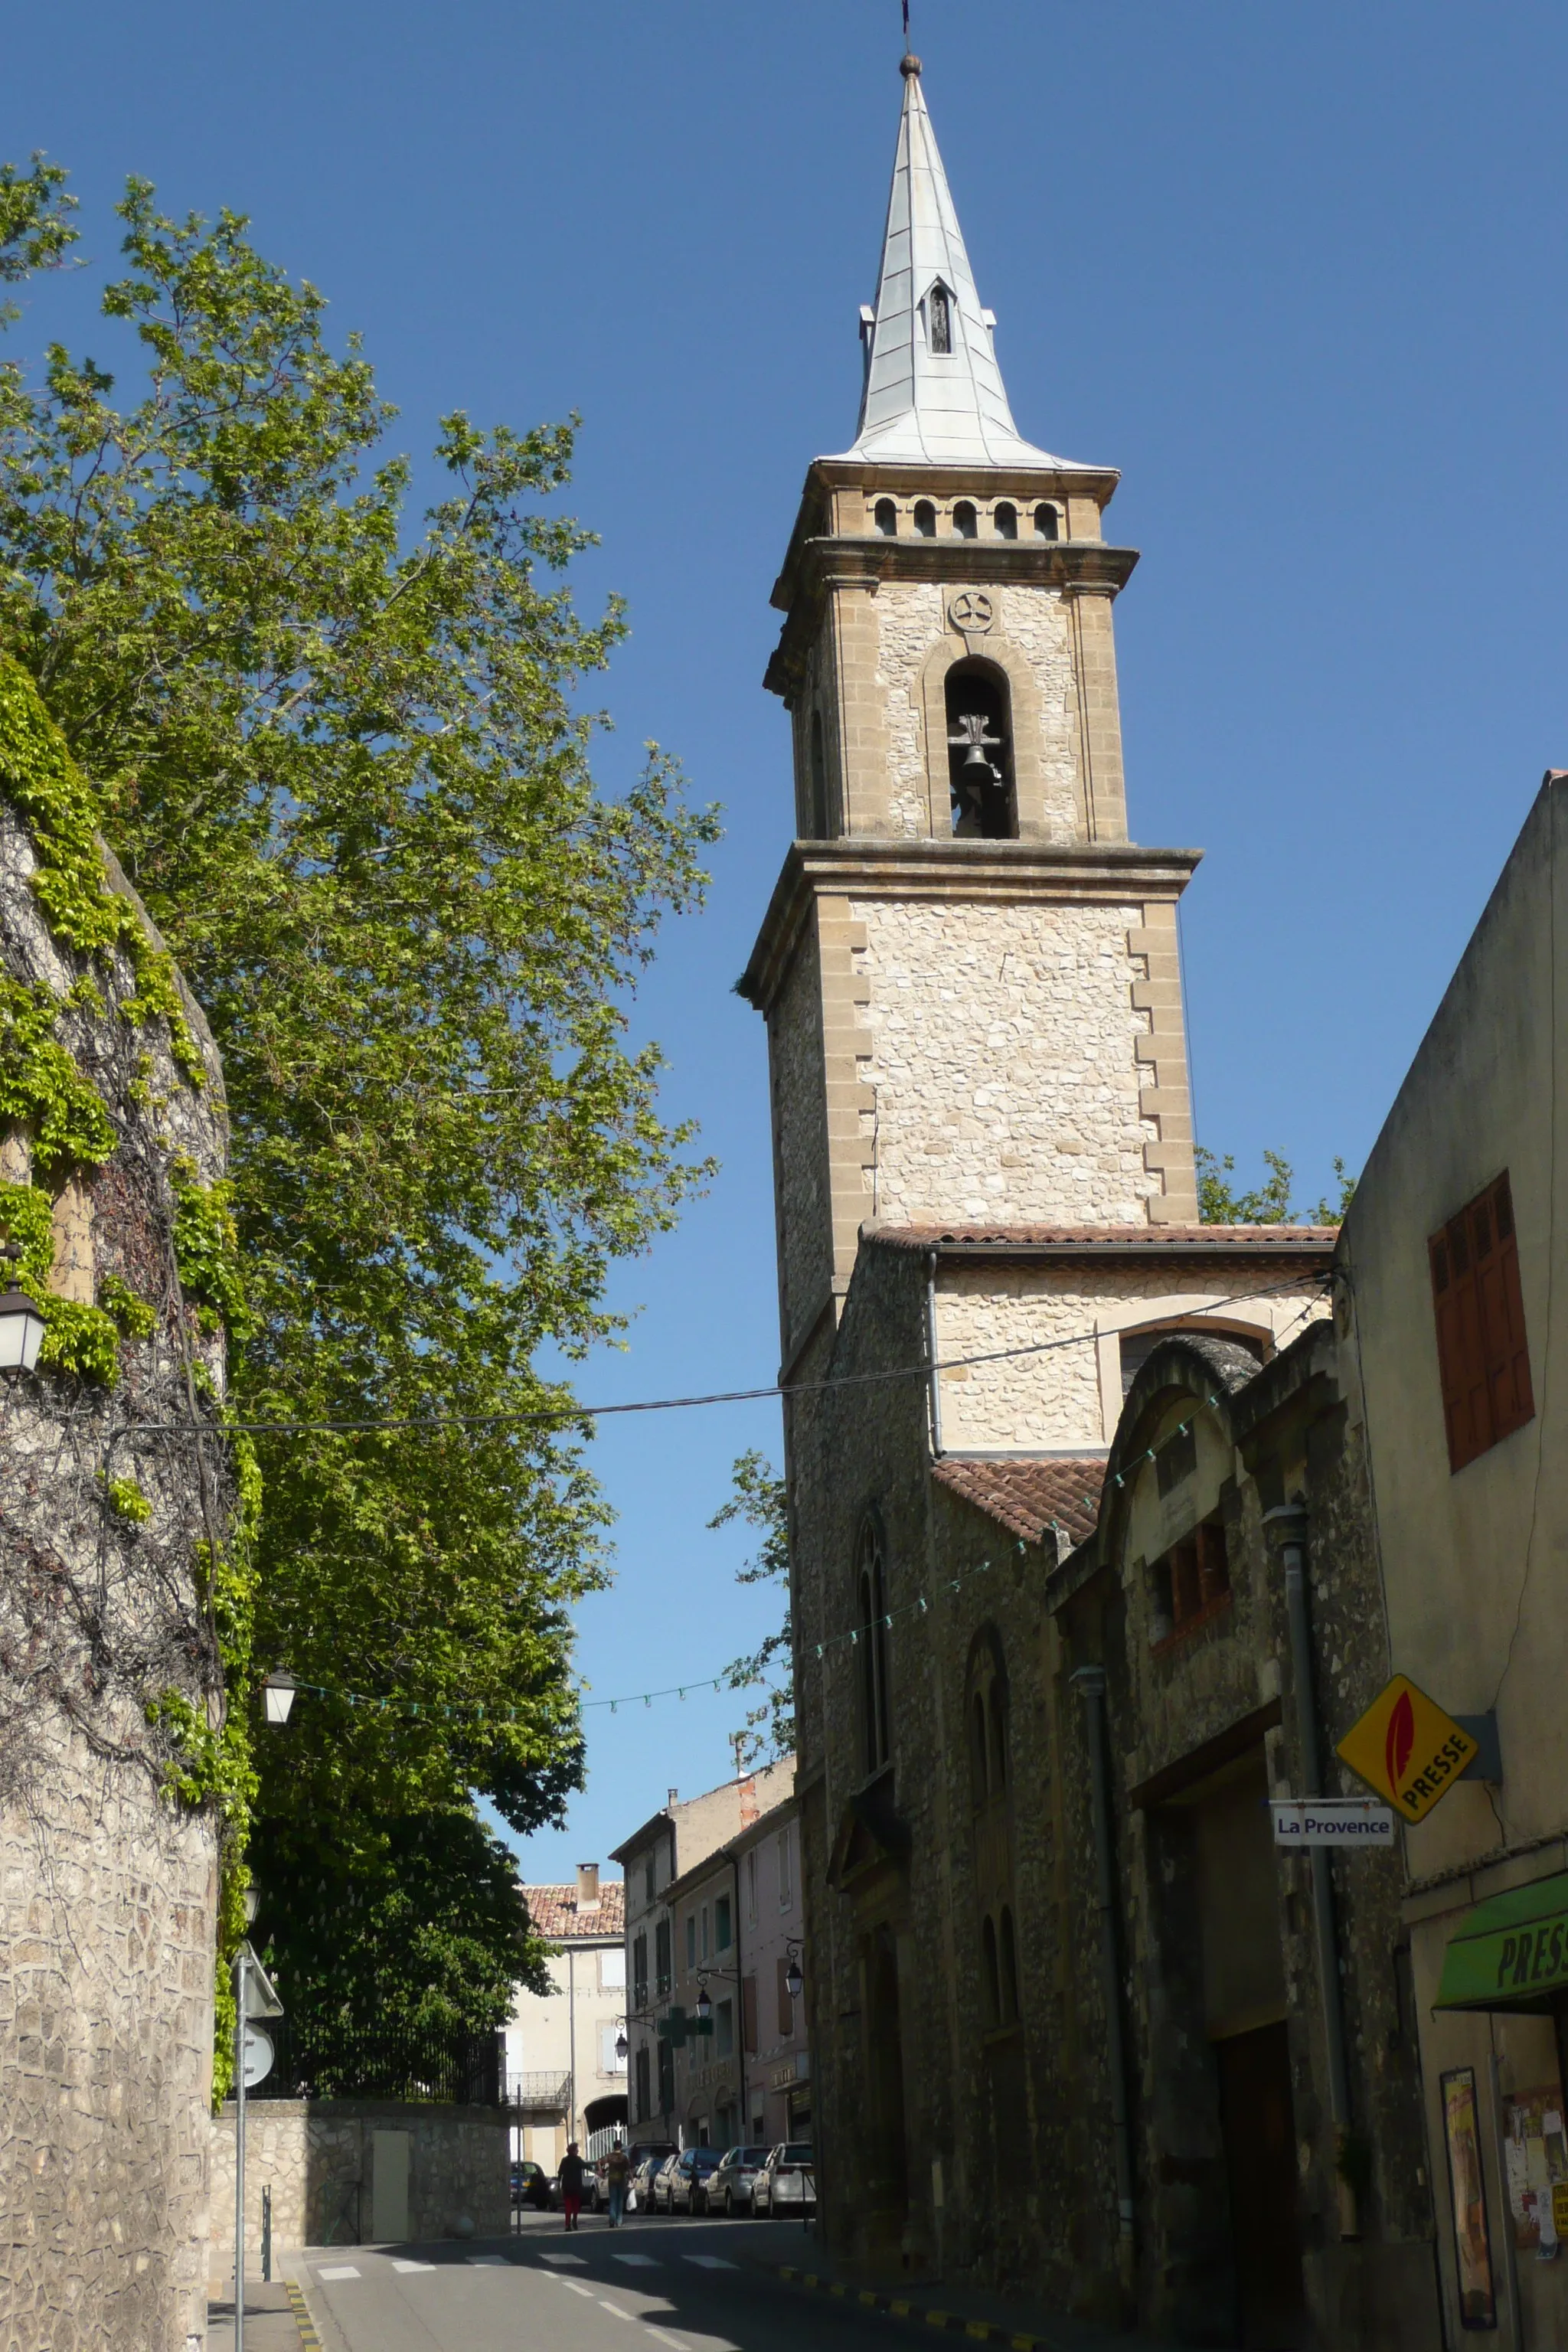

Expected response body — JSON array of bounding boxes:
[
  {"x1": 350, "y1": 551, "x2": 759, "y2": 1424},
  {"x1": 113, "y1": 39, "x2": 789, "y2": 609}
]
[
  {"x1": 706, "y1": 2145, "x2": 770, "y2": 2216},
  {"x1": 753, "y1": 2142, "x2": 816, "y2": 2216}
]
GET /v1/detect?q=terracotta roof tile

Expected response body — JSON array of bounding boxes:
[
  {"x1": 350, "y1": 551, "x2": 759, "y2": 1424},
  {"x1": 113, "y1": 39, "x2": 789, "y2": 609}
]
[
  {"x1": 932, "y1": 1456, "x2": 1105, "y2": 1548},
  {"x1": 871, "y1": 1223, "x2": 1337, "y2": 1253},
  {"x1": 521, "y1": 1882, "x2": 626, "y2": 1942}
]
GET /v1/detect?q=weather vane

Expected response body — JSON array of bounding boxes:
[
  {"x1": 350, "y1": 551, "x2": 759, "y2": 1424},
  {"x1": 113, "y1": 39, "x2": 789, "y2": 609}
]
[{"x1": 900, "y1": 1, "x2": 920, "y2": 75}]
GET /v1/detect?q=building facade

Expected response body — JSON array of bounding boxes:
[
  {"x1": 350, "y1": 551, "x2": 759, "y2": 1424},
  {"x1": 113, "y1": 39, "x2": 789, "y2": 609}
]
[
  {"x1": 506, "y1": 1867, "x2": 626, "y2": 2165},
  {"x1": 613, "y1": 1763, "x2": 793, "y2": 2149}
]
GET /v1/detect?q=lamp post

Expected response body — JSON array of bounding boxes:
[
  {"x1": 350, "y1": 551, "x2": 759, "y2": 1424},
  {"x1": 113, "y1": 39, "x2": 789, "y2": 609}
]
[
  {"x1": 0, "y1": 1245, "x2": 45, "y2": 1374},
  {"x1": 237, "y1": 1673, "x2": 296, "y2": 2352}
]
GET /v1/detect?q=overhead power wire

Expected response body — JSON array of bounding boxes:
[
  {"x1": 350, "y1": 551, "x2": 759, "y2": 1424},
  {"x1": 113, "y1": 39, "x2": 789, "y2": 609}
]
[{"x1": 99, "y1": 1269, "x2": 1330, "y2": 1442}]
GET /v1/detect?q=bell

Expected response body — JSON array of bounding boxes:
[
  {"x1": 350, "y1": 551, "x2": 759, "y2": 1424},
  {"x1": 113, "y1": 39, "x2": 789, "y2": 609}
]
[{"x1": 962, "y1": 741, "x2": 991, "y2": 769}]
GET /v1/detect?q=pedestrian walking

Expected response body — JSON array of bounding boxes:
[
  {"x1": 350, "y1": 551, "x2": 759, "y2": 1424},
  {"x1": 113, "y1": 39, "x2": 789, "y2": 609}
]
[
  {"x1": 559, "y1": 2141, "x2": 586, "y2": 2232},
  {"x1": 605, "y1": 2140, "x2": 629, "y2": 2229}
]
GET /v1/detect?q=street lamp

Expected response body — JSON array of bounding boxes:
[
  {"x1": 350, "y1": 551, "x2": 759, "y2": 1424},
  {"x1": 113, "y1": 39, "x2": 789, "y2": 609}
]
[
  {"x1": 261, "y1": 1671, "x2": 297, "y2": 1726},
  {"x1": 614, "y1": 2024, "x2": 629, "y2": 2063},
  {"x1": 0, "y1": 1275, "x2": 45, "y2": 1374},
  {"x1": 785, "y1": 1951, "x2": 804, "y2": 2004},
  {"x1": 694, "y1": 1982, "x2": 712, "y2": 2024}
]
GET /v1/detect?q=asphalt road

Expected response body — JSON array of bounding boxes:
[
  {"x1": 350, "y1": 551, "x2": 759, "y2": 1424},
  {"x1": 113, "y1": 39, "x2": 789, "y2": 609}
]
[{"x1": 296, "y1": 2212, "x2": 882, "y2": 2352}]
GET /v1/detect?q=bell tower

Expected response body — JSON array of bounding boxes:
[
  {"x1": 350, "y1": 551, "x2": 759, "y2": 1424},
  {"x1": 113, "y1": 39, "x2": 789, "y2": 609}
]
[{"x1": 741, "y1": 54, "x2": 1200, "y2": 1382}]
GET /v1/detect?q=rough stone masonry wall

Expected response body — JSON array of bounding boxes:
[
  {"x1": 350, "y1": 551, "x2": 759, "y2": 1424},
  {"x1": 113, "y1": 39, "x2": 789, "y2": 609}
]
[
  {"x1": 209, "y1": 2103, "x2": 509, "y2": 2252},
  {"x1": 856, "y1": 895, "x2": 1160, "y2": 1227},
  {"x1": 1, "y1": 695, "x2": 232, "y2": 2352}
]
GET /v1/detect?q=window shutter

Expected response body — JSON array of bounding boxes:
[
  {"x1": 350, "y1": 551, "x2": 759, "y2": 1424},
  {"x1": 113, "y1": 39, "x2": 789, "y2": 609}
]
[{"x1": 1429, "y1": 1172, "x2": 1535, "y2": 1472}]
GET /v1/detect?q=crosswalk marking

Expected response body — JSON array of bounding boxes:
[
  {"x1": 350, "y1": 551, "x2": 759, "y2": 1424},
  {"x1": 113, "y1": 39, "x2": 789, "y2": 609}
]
[
  {"x1": 537, "y1": 2252, "x2": 587, "y2": 2266},
  {"x1": 684, "y1": 2255, "x2": 736, "y2": 2269},
  {"x1": 315, "y1": 2265, "x2": 360, "y2": 2281},
  {"x1": 391, "y1": 2259, "x2": 435, "y2": 2273},
  {"x1": 611, "y1": 2252, "x2": 660, "y2": 2266},
  {"x1": 467, "y1": 2253, "x2": 509, "y2": 2265}
]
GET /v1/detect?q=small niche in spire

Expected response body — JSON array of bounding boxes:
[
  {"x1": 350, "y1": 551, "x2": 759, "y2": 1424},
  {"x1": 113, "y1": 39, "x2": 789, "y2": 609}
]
[{"x1": 926, "y1": 282, "x2": 953, "y2": 356}]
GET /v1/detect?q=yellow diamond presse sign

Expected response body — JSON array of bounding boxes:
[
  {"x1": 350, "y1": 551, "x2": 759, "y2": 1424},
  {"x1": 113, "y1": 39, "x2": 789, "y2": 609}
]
[{"x1": 1335, "y1": 1674, "x2": 1478, "y2": 1825}]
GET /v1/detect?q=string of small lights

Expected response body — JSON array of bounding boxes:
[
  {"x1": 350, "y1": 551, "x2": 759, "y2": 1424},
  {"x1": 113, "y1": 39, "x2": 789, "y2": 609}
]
[{"x1": 267, "y1": 1389, "x2": 1234, "y2": 1723}]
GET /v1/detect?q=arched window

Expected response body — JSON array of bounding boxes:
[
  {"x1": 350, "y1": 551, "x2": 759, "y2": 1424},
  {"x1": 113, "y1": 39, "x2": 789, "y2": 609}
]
[
  {"x1": 913, "y1": 499, "x2": 937, "y2": 538},
  {"x1": 874, "y1": 498, "x2": 898, "y2": 537},
  {"x1": 808, "y1": 710, "x2": 829, "y2": 838},
  {"x1": 981, "y1": 1915, "x2": 1001, "y2": 2028},
  {"x1": 926, "y1": 282, "x2": 952, "y2": 354},
  {"x1": 988, "y1": 1679, "x2": 1009, "y2": 1793},
  {"x1": 994, "y1": 501, "x2": 1018, "y2": 540},
  {"x1": 952, "y1": 500, "x2": 978, "y2": 540},
  {"x1": 944, "y1": 660, "x2": 1017, "y2": 839},
  {"x1": 855, "y1": 1517, "x2": 891, "y2": 1775},
  {"x1": 999, "y1": 1908, "x2": 1020, "y2": 2024},
  {"x1": 1033, "y1": 502, "x2": 1060, "y2": 541},
  {"x1": 969, "y1": 1690, "x2": 989, "y2": 1810}
]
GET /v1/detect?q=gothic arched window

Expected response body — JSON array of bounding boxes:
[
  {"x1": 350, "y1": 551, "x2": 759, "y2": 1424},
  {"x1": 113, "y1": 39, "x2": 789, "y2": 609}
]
[
  {"x1": 967, "y1": 1629, "x2": 1021, "y2": 2036},
  {"x1": 808, "y1": 710, "x2": 829, "y2": 838},
  {"x1": 945, "y1": 659, "x2": 1017, "y2": 840},
  {"x1": 953, "y1": 501, "x2": 978, "y2": 540},
  {"x1": 874, "y1": 498, "x2": 898, "y2": 537},
  {"x1": 926, "y1": 282, "x2": 952, "y2": 354},
  {"x1": 855, "y1": 1516, "x2": 891, "y2": 1777}
]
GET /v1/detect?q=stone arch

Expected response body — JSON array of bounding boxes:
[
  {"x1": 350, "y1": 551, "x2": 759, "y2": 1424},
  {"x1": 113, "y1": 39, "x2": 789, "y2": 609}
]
[{"x1": 913, "y1": 629, "x2": 1056, "y2": 841}]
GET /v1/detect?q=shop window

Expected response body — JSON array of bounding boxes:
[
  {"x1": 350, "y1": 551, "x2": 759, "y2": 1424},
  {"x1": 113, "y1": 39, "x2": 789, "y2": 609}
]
[
  {"x1": 913, "y1": 499, "x2": 937, "y2": 537},
  {"x1": 1034, "y1": 502, "x2": 1060, "y2": 541},
  {"x1": 953, "y1": 500, "x2": 978, "y2": 539},
  {"x1": 1429, "y1": 1171, "x2": 1534, "y2": 1472},
  {"x1": 1150, "y1": 1514, "x2": 1230, "y2": 1648},
  {"x1": 874, "y1": 497, "x2": 898, "y2": 536},
  {"x1": 945, "y1": 658, "x2": 1016, "y2": 838},
  {"x1": 994, "y1": 501, "x2": 1018, "y2": 540}
]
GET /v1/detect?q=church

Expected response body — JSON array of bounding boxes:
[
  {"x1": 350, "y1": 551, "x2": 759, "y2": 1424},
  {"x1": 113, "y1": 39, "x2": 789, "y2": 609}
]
[{"x1": 739, "y1": 51, "x2": 1447, "y2": 2350}]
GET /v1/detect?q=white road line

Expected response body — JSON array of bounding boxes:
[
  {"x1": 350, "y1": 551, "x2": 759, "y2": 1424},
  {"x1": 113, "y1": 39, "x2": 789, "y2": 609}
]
[
  {"x1": 561, "y1": 2278, "x2": 597, "y2": 2298},
  {"x1": 645, "y1": 2331, "x2": 688, "y2": 2350},
  {"x1": 538, "y1": 2252, "x2": 588, "y2": 2266},
  {"x1": 611, "y1": 2253, "x2": 661, "y2": 2265},
  {"x1": 683, "y1": 2255, "x2": 736, "y2": 2269},
  {"x1": 391, "y1": 2259, "x2": 435, "y2": 2273},
  {"x1": 316, "y1": 2265, "x2": 361, "y2": 2281},
  {"x1": 598, "y1": 2298, "x2": 633, "y2": 2320}
]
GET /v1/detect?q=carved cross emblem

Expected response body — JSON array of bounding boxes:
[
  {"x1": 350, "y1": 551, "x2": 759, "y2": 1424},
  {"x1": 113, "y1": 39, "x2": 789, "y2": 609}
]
[{"x1": 948, "y1": 590, "x2": 994, "y2": 635}]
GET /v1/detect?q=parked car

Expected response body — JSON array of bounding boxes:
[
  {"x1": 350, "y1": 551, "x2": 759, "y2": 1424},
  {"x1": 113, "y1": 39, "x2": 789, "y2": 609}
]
[
  {"x1": 707, "y1": 2146, "x2": 770, "y2": 2216},
  {"x1": 753, "y1": 2143, "x2": 816, "y2": 2216},
  {"x1": 649, "y1": 2151, "x2": 684, "y2": 2213},
  {"x1": 668, "y1": 2146, "x2": 724, "y2": 2214},
  {"x1": 622, "y1": 2142, "x2": 676, "y2": 2213},
  {"x1": 628, "y1": 2152, "x2": 668, "y2": 2213},
  {"x1": 511, "y1": 2159, "x2": 555, "y2": 2211}
]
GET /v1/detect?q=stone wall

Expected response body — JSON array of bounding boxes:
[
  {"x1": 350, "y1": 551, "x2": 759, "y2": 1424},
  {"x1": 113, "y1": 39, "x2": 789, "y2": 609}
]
[
  {"x1": 209, "y1": 2102, "x2": 509, "y2": 2252},
  {"x1": 2, "y1": 675, "x2": 236, "y2": 2351}
]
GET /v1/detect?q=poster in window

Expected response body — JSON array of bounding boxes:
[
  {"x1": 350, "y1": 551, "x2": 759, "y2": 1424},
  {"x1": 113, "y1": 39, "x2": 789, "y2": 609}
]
[
  {"x1": 1442, "y1": 2067, "x2": 1498, "y2": 2328},
  {"x1": 1500, "y1": 2083, "x2": 1568, "y2": 2251}
]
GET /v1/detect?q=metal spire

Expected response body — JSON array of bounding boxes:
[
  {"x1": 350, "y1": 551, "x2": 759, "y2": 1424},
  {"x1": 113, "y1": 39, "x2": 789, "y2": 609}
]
[{"x1": 834, "y1": 57, "x2": 1062, "y2": 469}]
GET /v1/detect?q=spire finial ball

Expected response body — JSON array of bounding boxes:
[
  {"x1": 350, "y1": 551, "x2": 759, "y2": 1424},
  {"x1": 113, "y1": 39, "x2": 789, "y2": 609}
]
[{"x1": 900, "y1": 52, "x2": 922, "y2": 77}]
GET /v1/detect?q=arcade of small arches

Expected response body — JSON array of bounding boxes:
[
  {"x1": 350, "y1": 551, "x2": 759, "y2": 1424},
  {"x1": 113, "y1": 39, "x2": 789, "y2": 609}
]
[{"x1": 871, "y1": 494, "x2": 1060, "y2": 543}]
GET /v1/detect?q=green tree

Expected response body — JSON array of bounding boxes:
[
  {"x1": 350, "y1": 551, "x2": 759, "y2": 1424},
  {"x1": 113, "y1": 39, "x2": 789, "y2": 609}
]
[
  {"x1": 710, "y1": 1450, "x2": 792, "y2": 1768},
  {"x1": 0, "y1": 169, "x2": 718, "y2": 2034},
  {"x1": 1197, "y1": 1146, "x2": 1357, "y2": 1227}
]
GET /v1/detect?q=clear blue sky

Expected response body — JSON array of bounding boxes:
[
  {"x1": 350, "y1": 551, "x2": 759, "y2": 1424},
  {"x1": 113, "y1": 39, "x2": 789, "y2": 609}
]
[{"x1": 8, "y1": 2, "x2": 1568, "y2": 1884}]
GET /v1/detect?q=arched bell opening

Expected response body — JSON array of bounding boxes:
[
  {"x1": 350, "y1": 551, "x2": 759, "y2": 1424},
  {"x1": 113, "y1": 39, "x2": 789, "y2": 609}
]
[{"x1": 944, "y1": 658, "x2": 1017, "y2": 839}]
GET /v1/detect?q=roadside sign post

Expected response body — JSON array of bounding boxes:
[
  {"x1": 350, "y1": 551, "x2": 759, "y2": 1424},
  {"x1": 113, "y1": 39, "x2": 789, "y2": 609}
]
[{"x1": 233, "y1": 1942, "x2": 283, "y2": 2352}]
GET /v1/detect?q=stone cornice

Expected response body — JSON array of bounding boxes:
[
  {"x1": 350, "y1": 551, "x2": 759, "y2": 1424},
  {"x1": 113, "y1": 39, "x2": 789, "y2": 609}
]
[
  {"x1": 764, "y1": 534, "x2": 1139, "y2": 702},
  {"x1": 738, "y1": 838, "x2": 1202, "y2": 1017}
]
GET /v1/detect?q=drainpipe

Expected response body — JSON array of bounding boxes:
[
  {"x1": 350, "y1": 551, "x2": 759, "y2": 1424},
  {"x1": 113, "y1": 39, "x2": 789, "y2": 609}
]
[
  {"x1": 567, "y1": 1945, "x2": 578, "y2": 2155},
  {"x1": 1070, "y1": 1665, "x2": 1135, "y2": 2282},
  {"x1": 1266, "y1": 1504, "x2": 1357, "y2": 2239},
  {"x1": 926, "y1": 1253, "x2": 944, "y2": 1459},
  {"x1": 733, "y1": 1850, "x2": 747, "y2": 2147}
]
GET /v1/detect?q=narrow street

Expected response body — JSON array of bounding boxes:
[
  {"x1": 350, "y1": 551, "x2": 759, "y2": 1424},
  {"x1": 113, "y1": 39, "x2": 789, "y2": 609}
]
[{"x1": 286, "y1": 2212, "x2": 1130, "y2": 2352}]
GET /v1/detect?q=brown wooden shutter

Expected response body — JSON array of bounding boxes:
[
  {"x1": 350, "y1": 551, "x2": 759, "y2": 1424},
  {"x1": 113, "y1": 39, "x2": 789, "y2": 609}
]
[{"x1": 1429, "y1": 1171, "x2": 1535, "y2": 1472}]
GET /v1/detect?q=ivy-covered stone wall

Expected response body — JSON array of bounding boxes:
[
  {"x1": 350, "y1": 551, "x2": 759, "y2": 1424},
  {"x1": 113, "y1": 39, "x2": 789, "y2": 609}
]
[{"x1": 0, "y1": 660, "x2": 247, "y2": 2352}]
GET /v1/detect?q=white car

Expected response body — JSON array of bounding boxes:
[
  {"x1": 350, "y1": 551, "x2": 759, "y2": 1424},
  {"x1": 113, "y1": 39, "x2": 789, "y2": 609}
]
[{"x1": 752, "y1": 2143, "x2": 816, "y2": 2216}]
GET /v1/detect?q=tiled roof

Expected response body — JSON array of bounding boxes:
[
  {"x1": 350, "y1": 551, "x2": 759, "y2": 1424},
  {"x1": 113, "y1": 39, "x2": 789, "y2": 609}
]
[
  {"x1": 521, "y1": 1882, "x2": 625, "y2": 1942},
  {"x1": 871, "y1": 1223, "x2": 1338, "y2": 1254},
  {"x1": 933, "y1": 1456, "x2": 1105, "y2": 1548}
]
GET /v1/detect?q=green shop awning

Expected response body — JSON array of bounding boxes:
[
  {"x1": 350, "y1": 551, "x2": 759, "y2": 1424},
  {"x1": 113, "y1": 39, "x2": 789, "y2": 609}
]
[{"x1": 1436, "y1": 1872, "x2": 1568, "y2": 2013}]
